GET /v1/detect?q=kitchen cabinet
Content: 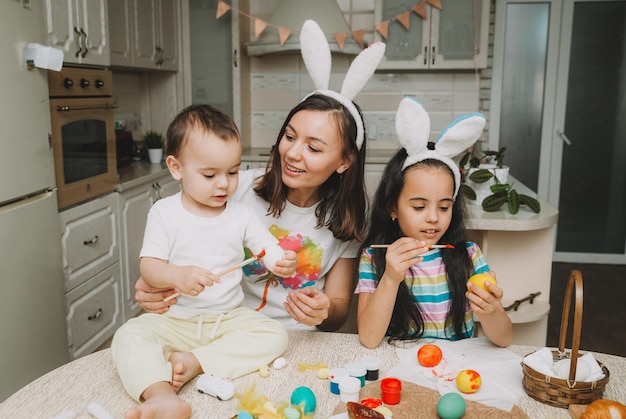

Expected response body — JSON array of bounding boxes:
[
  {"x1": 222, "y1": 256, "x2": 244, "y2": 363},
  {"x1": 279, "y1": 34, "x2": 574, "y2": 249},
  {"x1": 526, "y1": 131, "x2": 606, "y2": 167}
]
[
  {"x1": 59, "y1": 192, "x2": 122, "y2": 359},
  {"x1": 118, "y1": 173, "x2": 180, "y2": 321},
  {"x1": 374, "y1": 0, "x2": 490, "y2": 70},
  {"x1": 108, "y1": 0, "x2": 179, "y2": 71},
  {"x1": 42, "y1": 0, "x2": 110, "y2": 66}
]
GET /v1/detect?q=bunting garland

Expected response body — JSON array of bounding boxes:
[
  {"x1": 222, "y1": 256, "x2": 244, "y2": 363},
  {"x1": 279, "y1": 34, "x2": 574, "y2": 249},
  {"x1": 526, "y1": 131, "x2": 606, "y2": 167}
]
[{"x1": 214, "y1": 0, "x2": 441, "y2": 52}]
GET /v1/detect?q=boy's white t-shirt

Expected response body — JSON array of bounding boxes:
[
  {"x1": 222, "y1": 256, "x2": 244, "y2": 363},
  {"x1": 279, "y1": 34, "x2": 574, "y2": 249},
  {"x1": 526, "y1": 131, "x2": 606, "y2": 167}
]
[
  {"x1": 140, "y1": 191, "x2": 278, "y2": 319},
  {"x1": 232, "y1": 168, "x2": 360, "y2": 330}
]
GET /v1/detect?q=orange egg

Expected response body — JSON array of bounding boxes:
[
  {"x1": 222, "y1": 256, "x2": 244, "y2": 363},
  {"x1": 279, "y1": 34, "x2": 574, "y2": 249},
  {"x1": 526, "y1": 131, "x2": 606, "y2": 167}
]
[
  {"x1": 417, "y1": 344, "x2": 443, "y2": 367},
  {"x1": 467, "y1": 273, "x2": 497, "y2": 292},
  {"x1": 456, "y1": 369, "x2": 482, "y2": 393}
]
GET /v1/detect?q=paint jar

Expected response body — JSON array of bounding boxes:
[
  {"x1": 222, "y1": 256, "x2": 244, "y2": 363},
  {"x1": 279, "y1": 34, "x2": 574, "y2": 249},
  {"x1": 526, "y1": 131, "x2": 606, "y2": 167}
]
[
  {"x1": 346, "y1": 361, "x2": 367, "y2": 387},
  {"x1": 361, "y1": 355, "x2": 381, "y2": 381},
  {"x1": 329, "y1": 367, "x2": 350, "y2": 395},
  {"x1": 380, "y1": 377, "x2": 402, "y2": 405},
  {"x1": 338, "y1": 376, "x2": 361, "y2": 404}
]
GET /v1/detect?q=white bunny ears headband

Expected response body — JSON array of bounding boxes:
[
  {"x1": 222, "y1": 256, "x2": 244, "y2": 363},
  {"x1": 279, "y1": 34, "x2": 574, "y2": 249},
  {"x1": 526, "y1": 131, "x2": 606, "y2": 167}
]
[
  {"x1": 396, "y1": 96, "x2": 486, "y2": 197},
  {"x1": 299, "y1": 20, "x2": 386, "y2": 150}
]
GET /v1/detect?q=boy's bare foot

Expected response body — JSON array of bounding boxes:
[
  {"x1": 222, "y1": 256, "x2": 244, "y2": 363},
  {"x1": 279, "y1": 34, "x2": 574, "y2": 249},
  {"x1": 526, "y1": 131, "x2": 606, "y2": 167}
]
[
  {"x1": 169, "y1": 351, "x2": 203, "y2": 393},
  {"x1": 125, "y1": 382, "x2": 191, "y2": 419}
]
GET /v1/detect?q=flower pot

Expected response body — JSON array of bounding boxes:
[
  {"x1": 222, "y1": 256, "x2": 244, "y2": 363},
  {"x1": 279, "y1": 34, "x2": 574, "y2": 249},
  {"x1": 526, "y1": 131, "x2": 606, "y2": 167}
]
[
  {"x1": 148, "y1": 148, "x2": 163, "y2": 164},
  {"x1": 465, "y1": 164, "x2": 509, "y2": 205}
]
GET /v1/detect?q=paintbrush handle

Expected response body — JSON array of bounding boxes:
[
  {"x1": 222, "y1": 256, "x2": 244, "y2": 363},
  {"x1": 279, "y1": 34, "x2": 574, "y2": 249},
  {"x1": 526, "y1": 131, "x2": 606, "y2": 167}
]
[{"x1": 163, "y1": 256, "x2": 260, "y2": 302}]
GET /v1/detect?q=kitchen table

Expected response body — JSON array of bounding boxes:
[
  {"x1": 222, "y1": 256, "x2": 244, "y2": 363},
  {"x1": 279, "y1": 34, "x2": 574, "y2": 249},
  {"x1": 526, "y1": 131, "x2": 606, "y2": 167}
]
[{"x1": 1, "y1": 331, "x2": 625, "y2": 418}]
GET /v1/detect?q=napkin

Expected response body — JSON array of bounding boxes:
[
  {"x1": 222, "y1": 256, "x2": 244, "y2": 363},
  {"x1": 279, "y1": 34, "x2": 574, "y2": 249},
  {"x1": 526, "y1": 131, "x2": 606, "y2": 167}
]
[
  {"x1": 385, "y1": 337, "x2": 525, "y2": 412},
  {"x1": 522, "y1": 349, "x2": 606, "y2": 382}
]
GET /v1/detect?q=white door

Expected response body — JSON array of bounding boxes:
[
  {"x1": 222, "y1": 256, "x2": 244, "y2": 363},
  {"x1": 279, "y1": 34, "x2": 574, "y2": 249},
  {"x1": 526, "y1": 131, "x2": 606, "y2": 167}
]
[{"x1": 491, "y1": 0, "x2": 626, "y2": 264}]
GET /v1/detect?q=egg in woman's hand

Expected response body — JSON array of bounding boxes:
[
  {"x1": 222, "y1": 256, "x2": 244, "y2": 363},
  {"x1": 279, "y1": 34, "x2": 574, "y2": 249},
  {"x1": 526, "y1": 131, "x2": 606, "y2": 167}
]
[{"x1": 261, "y1": 244, "x2": 285, "y2": 271}]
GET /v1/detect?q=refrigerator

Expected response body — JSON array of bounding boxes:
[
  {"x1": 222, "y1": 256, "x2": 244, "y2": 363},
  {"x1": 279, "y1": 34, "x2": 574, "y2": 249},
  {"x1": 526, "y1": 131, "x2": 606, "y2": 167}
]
[{"x1": 0, "y1": 1, "x2": 70, "y2": 401}]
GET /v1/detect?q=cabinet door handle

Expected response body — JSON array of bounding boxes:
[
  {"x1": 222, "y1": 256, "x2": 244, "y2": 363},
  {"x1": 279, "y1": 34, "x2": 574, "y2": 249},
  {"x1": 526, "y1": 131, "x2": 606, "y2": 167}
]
[
  {"x1": 74, "y1": 26, "x2": 83, "y2": 58},
  {"x1": 557, "y1": 129, "x2": 572, "y2": 146},
  {"x1": 432, "y1": 46, "x2": 436, "y2": 65},
  {"x1": 83, "y1": 235, "x2": 99, "y2": 245},
  {"x1": 88, "y1": 308, "x2": 103, "y2": 321},
  {"x1": 423, "y1": 46, "x2": 428, "y2": 65},
  {"x1": 233, "y1": 49, "x2": 238, "y2": 68},
  {"x1": 153, "y1": 182, "x2": 162, "y2": 201},
  {"x1": 80, "y1": 28, "x2": 88, "y2": 58}
]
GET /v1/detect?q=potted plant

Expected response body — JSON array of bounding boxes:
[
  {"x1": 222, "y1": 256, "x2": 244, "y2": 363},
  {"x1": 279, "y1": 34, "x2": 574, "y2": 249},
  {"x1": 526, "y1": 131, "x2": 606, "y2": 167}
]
[
  {"x1": 459, "y1": 146, "x2": 541, "y2": 214},
  {"x1": 143, "y1": 131, "x2": 164, "y2": 164}
]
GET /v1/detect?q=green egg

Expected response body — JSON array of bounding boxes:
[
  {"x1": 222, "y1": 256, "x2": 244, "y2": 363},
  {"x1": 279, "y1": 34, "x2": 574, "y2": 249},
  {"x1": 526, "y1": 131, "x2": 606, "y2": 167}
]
[
  {"x1": 437, "y1": 392, "x2": 466, "y2": 419},
  {"x1": 290, "y1": 386, "x2": 316, "y2": 414}
]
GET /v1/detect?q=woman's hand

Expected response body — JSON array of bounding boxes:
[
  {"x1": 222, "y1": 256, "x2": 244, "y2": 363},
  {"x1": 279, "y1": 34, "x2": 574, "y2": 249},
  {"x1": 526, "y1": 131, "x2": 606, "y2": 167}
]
[
  {"x1": 135, "y1": 277, "x2": 177, "y2": 314},
  {"x1": 283, "y1": 286, "x2": 330, "y2": 327}
]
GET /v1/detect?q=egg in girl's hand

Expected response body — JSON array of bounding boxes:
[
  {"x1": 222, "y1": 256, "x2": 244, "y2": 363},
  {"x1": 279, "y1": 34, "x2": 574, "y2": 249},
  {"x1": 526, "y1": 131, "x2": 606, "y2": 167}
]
[
  {"x1": 261, "y1": 244, "x2": 285, "y2": 271},
  {"x1": 467, "y1": 273, "x2": 497, "y2": 292}
]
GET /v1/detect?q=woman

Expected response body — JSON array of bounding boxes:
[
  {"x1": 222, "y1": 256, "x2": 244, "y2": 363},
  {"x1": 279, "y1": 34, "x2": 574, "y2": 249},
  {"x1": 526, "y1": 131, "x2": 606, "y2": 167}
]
[{"x1": 135, "y1": 93, "x2": 367, "y2": 331}]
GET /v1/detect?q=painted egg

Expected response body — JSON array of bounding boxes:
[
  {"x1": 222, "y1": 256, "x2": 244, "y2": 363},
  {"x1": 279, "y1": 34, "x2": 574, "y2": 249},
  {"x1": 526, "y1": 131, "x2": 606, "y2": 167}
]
[
  {"x1": 272, "y1": 357, "x2": 287, "y2": 369},
  {"x1": 317, "y1": 367, "x2": 329, "y2": 379},
  {"x1": 437, "y1": 393, "x2": 466, "y2": 419},
  {"x1": 417, "y1": 344, "x2": 443, "y2": 367},
  {"x1": 456, "y1": 369, "x2": 482, "y2": 393},
  {"x1": 290, "y1": 386, "x2": 317, "y2": 414},
  {"x1": 262, "y1": 244, "x2": 285, "y2": 271},
  {"x1": 237, "y1": 412, "x2": 254, "y2": 419},
  {"x1": 259, "y1": 364, "x2": 270, "y2": 377}
]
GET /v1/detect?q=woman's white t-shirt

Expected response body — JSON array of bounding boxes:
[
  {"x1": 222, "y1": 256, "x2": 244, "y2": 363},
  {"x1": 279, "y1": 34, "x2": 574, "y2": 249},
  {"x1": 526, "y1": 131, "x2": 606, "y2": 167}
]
[{"x1": 233, "y1": 168, "x2": 359, "y2": 330}]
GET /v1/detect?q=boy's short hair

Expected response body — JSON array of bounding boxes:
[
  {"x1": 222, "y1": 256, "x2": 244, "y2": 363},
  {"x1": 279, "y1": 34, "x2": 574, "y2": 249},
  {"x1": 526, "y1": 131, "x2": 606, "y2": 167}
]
[{"x1": 165, "y1": 104, "x2": 240, "y2": 157}]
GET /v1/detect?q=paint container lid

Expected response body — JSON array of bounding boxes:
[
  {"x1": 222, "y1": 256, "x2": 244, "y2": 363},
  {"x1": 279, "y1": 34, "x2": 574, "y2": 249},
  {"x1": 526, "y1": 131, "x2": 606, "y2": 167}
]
[
  {"x1": 338, "y1": 376, "x2": 361, "y2": 394},
  {"x1": 361, "y1": 355, "x2": 380, "y2": 370},
  {"x1": 345, "y1": 361, "x2": 367, "y2": 377},
  {"x1": 329, "y1": 367, "x2": 350, "y2": 382}
]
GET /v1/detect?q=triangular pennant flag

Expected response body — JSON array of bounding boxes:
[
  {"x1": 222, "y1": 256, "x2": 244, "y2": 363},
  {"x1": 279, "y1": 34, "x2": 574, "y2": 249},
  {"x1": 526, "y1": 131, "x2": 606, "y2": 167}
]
[
  {"x1": 412, "y1": 2, "x2": 427, "y2": 19},
  {"x1": 215, "y1": 0, "x2": 231, "y2": 19},
  {"x1": 278, "y1": 27, "x2": 292, "y2": 46},
  {"x1": 352, "y1": 29, "x2": 365, "y2": 49},
  {"x1": 427, "y1": 0, "x2": 443, "y2": 10},
  {"x1": 397, "y1": 11, "x2": 411, "y2": 30},
  {"x1": 376, "y1": 21, "x2": 390, "y2": 40},
  {"x1": 254, "y1": 19, "x2": 268, "y2": 38},
  {"x1": 334, "y1": 32, "x2": 347, "y2": 51}
]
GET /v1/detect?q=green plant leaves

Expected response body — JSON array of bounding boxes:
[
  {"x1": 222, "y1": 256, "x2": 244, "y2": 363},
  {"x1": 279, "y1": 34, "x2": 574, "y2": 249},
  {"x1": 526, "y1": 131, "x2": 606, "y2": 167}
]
[
  {"x1": 459, "y1": 184, "x2": 476, "y2": 200},
  {"x1": 519, "y1": 194, "x2": 541, "y2": 213},
  {"x1": 468, "y1": 169, "x2": 495, "y2": 184}
]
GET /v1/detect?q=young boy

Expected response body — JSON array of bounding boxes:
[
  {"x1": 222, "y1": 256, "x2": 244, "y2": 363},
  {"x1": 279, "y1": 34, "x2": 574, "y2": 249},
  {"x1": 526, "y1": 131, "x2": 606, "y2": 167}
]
[{"x1": 112, "y1": 104, "x2": 296, "y2": 419}]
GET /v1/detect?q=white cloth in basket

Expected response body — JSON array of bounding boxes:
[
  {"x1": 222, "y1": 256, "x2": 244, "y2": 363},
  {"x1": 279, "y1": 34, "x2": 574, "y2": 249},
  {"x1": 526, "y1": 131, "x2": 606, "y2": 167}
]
[{"x1": 522, "y1": 347, "x2": 606, "y2": 382}]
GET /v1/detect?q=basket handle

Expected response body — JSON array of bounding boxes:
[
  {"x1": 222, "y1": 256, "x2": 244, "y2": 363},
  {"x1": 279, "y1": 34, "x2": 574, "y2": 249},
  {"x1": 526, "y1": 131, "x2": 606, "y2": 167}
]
[{"x1": 558, "y1": 270, "x2": 584, "y2": 382}]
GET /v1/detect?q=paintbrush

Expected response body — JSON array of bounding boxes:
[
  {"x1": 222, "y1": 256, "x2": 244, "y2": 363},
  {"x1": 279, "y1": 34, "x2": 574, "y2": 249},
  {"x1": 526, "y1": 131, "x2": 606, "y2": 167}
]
[
  {"x1": 163, "y1": 248, "x2": 267, "y2": 302},
  {"x1": 370, "y1": 244, "x2": 455, "y2": 249}
]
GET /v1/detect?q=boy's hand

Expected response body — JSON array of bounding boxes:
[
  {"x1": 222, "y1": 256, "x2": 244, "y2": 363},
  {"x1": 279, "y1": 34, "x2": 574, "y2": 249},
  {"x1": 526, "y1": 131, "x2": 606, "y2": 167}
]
[
  {"x1": 175, "y1": 265, "x2": 221, "y2": 296},
  {"x1": 271, "y1": 250, "x2": 297, "y2": 278}
]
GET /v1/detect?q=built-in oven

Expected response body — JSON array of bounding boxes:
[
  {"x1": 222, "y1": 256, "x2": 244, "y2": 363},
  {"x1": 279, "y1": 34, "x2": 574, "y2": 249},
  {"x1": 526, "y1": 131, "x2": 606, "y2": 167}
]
[{"x1": 48, "y1": 67, "x2": 118, "y2": 210}]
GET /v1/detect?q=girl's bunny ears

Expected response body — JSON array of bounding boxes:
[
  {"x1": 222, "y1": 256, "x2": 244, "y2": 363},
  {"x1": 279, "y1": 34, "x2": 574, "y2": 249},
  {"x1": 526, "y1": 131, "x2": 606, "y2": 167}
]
[
  {"x1": 300, "y1": 20, "x2": 385, "y2": 150},
  {"x1": 396, "y1": 96, "x2": 486, "y2": 197}
]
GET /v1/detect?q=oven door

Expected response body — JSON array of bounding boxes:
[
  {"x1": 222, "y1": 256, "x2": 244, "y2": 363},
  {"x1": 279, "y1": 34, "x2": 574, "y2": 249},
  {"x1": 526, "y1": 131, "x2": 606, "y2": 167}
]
[{"x1": 50, "y1": 97, "x2": 118, "y2": 210}]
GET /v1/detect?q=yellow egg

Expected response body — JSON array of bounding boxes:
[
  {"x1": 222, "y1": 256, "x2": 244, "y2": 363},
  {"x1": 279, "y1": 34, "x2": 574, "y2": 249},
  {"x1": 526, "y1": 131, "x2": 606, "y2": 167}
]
[
  {"x1": 456, "y1": 369, "x2": 482, "y2": 393},
  {"x1": 467, "y1": 273, "x2": 497, "y2": 292}
]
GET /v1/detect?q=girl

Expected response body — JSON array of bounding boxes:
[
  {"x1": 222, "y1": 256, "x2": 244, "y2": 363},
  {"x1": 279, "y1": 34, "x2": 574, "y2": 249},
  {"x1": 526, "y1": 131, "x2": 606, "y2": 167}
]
[{"x1": 356, "y1": 97, "x2": 513, "y2": 349}]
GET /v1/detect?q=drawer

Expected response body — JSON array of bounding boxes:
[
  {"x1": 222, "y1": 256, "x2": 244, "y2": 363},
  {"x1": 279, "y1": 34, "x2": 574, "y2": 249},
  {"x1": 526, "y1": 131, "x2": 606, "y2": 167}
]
[
  {"x1": 65, "y1": 262, "x2": 122, "y2": 359},
  {"x1": 60, "y1": 193, "x2": 119, "y2": 291}
]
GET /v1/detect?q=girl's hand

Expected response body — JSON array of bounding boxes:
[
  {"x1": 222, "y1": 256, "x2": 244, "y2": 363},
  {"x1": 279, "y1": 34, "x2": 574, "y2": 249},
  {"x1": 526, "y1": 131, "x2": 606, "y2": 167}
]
[
  {"x1": 175, "y1": 265, "x2": 220, "y2": 297},
  {"x1": 283, "y1": 286, "x2": 330, "y2": 327},
  {"x1": 382, "y1": 237, "x2": 429, "y2": 284},
  {"x1": 135, "y1": 277, "x2": 177, "y2": 313},
  {"x1": 465, "y1": 271, "x2": 504, "y2": 314},
  {"x1": 271, "y1": 250, "x2": 298, "y2": 278}
]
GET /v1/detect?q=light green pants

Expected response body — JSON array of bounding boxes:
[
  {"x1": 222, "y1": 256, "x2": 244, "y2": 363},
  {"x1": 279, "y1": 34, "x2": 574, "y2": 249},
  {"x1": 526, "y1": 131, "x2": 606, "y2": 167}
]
[{"x1": 111, "y1": 307, "x2": 288, "y2": 401}]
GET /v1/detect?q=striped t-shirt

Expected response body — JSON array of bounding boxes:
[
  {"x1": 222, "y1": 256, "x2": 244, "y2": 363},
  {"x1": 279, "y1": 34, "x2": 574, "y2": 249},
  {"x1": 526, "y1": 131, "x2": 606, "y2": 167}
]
[{"x1": 355, "y1": 242, "x2": 489, "y2": 340}]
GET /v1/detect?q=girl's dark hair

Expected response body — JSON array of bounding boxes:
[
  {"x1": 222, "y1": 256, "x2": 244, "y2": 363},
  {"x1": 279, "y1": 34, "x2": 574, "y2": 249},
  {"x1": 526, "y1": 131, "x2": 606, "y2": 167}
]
[
  {"x1": 254, "y1": 94, "x2": 367, "y2": 242},
  {"x1": 358, "y1": 148, "x2": 473, "y2": 344},
  {"x1": 165, "y1": 104, "x2": 240, "y2": 157}
]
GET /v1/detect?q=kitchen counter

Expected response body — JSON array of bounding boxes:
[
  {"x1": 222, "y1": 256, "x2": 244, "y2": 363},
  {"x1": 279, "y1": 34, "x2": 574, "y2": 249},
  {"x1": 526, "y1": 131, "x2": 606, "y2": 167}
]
[{"x1": 116, "y1": 161, "x2": 170, "y2": 192}]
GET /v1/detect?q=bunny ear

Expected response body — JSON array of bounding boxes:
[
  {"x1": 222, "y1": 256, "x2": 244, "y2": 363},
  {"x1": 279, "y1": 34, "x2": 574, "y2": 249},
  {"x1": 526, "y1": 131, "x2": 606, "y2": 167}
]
[
  {"x1": 435, "y1": 113, "x2": 486, "y2": 157},
  {"x1": 300, "y1": 20, "x2": 331, "y2": 91},
  {"x1": 340, "y1": 42, "x2": 386, "y2": 100},
  {"x1": 395, "y1": 97, "x2": 430, "y2": 156}
]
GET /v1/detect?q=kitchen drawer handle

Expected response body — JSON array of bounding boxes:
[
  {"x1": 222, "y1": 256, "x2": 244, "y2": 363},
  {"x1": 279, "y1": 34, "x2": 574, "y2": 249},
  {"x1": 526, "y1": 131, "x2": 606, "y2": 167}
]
[
  {"x1": 88, "y1": 308, "x2": 103, "y2": 321},
  {"x1": 56, "y1": 103, "x2": 119, "y2": 112},
  {"x1": 83, "y1": 235, "x2": 99, "y2": 245}
]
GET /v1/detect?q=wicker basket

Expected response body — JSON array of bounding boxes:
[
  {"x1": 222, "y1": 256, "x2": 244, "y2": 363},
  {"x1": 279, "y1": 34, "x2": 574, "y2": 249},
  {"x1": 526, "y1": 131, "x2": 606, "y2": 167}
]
[{"x1": 521, "y1": 270, "x2": 610, "y2": 408}]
